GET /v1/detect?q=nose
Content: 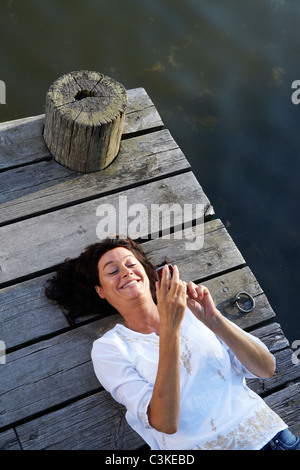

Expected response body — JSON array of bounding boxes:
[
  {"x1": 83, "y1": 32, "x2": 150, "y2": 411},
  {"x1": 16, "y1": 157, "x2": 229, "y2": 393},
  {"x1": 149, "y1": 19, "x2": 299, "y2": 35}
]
[{"x1": 121, "y1": 265, "x2": 134, "y2": 277}]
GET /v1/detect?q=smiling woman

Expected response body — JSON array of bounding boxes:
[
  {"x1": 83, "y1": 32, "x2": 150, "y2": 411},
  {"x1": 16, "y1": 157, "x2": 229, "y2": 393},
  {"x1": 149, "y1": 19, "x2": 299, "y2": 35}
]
[
  {"x1": 45, "y1": 235, "x2": 299, "y2": 450},
  {"x1": 45, "y1": 236, "x2": 158, "y2": 325},
  {"x1": 95, "y1": 247, "x2": 161, "y2": 335}
]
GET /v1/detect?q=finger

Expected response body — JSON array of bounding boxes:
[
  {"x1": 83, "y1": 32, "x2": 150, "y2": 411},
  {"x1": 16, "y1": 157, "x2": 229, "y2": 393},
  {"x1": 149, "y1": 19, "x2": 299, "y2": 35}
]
[
  {"x1": 197, "y1": 284, "x2": 207, "y2": 301},
  {"x1": 187, "y1": 281, "x2": 198, "y2": 299},
  {"x1": 180, "y1": 281, "x2": 188, "y2": 298},
  {"x1": 160, "y1": 264, "x2": 170, "y2": 291},
  {"x1": 168, "y1": 265, "x2": 180, "y2": 294},
  {"x1": 155, "y1": 280, "x2": 160, "y2": 298},
  {"x1": 186, "y1": 296, "x2": 197, "y2": 308}
]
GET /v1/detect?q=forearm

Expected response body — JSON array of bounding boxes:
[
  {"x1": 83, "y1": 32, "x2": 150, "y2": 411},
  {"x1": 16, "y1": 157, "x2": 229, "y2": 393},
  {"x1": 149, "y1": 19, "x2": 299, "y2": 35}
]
[
  {"x1": 211, "y1": 312, "x2": 275, "y2": 378},
  {"x1": 148, "y1": 264, "x2": 186, "y2": 434},
  {"x1": 147, "y1": 332, "x2": 180, "y2": 434}
]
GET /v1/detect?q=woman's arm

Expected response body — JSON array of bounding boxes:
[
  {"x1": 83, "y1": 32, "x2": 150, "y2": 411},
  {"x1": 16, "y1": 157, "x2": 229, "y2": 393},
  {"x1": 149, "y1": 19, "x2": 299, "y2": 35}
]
[
  {"x1": 187, "y1": 283, "x2": 275, "y2": 378},
  {"x1": 147, "y1": 265, "x2": 186, "y2": 434}
]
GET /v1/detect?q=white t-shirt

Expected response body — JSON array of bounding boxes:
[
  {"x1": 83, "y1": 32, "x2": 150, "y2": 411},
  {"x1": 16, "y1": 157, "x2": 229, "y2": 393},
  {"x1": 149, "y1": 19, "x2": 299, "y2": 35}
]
[{"x1": 91, "y1": 307, "x2": 287, "y2": 450}]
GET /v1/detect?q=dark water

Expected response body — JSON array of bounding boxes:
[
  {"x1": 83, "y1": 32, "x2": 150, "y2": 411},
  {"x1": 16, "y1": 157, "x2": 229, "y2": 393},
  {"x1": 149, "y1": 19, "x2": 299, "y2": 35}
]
[{"x1": 0, "y1": 0, "x2": 299, "y2": 344}]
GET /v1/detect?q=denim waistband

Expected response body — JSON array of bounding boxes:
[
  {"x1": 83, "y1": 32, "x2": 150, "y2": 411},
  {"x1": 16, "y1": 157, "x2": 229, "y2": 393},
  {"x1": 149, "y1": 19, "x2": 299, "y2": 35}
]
[{"x1": 261, "y1": 428, "x2": 300, "y2": 450}]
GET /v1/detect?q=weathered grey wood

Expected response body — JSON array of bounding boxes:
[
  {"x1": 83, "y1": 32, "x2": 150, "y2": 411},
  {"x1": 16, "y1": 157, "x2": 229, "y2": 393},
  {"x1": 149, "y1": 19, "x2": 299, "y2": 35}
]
[
  {"x1": 203, "y1": 267, "x2": 276, "y2": 330},
  {"x1": 0, "y1": 428, "x2": 21, "y2": 450},
  {"x1": 1, "y1": 84, "x2": 299, "y2": 450},
  {"x1": 0, "y1": 87, "x2": 163, "y2": 171},
  {"x1": 0, "y1": 315, "x2": 120, "y2": 429},
  {"x1": 0, "y1": 172, "x2": 212, "y2": 287},
  {"x1": 12, "y1": 325, "x2": 299, "y2": 450},
  {"x1": 145, "y1": 218, "x2": 245, "y2": 283},
  {"x1": 15, "y1": 377, "x2": 300, "y2": 451},
  {"x1": 247, "y1": 348, "x2": 300, "y2": 396},
  {"x1": 0, "y1": 160, "x2": 80, "y2": 204},
  {"x1": 0, "y1": 274, "x2": 69, "y2": 350},
  {"x1": 1, "y1": 311, "x2": 295, "y2": 432},
  {"x1": 123, "y1": 87, "x2": 164, "y2": 136},
  {"x1": 0, "y1": 219, "x2": 243, "y2": 348},
  {"x1": 73, "y1": 265, "x2": 271, "y2": 331},
  {"x1": 0, "y1": 114, "x2": 50, "y2": 170},
  {"x1": 15, "y1": 384, "x2": 300, "y2": 451},
  {"x1": 0, "y1": 129, "x2": 190, "y2": 224},
  {"x1": 250, "y1": 322, "x2": 290, "y2": 353},
  {"x1": 44, "y1": 71, "x2": 128, "y2": 173},
  {"x1": 264, "y1": 383, "x2": 300, "y2": 435},
  {"x1": 16, "y1": 390, "x2": 144, "y2": 450},
  {"x1": 0, "y1": 219, "x2": 245, "y2": 429}
]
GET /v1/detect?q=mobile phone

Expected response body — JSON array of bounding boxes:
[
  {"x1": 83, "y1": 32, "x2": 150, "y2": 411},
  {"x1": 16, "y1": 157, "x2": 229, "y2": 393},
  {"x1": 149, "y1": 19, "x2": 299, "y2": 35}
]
[{"x1": 156, "y1": 264, "x2": 173, "y2": 283}]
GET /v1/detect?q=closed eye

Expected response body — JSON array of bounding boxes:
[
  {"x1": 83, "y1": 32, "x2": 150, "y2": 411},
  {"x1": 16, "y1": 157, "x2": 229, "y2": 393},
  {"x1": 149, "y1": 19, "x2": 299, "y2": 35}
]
[
  {"x1": 108, "y1": 262, "x2": 137, "y2": 275},
  {"x1": 108, "y1": 269, "x2": 118, "y2": 275}
]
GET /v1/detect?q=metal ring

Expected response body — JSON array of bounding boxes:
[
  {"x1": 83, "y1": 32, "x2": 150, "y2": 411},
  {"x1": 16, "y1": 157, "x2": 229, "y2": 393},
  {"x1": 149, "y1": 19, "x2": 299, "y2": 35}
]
[{"x1": 233, "y1": 291, "x2": 255, "y2": 313}]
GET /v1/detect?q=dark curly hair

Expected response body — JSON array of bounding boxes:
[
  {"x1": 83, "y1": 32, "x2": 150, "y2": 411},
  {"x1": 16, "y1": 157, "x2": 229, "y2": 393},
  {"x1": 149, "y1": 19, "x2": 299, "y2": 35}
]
[{"x1": 45, "y1": 236, "x2": 161, "y2": 325}]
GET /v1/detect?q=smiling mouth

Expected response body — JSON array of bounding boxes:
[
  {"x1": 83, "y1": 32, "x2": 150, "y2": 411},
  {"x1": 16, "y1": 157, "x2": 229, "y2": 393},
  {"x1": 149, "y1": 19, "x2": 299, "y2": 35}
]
[{"x1": 120, "y1": 280, "x2": 140, "y2": 289}]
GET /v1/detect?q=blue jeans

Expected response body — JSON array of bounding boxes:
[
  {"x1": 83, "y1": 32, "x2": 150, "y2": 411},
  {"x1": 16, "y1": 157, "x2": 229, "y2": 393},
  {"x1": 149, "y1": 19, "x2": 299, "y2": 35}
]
[{"x1": 261, "y1": 428, "x2": 300, "y2": 450}]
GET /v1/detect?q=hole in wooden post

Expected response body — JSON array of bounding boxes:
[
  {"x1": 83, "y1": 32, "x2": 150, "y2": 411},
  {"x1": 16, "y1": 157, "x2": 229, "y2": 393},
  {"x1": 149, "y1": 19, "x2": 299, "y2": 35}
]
[{"x1": 74, "y1": 89, "x2": 96, "y2": 101}]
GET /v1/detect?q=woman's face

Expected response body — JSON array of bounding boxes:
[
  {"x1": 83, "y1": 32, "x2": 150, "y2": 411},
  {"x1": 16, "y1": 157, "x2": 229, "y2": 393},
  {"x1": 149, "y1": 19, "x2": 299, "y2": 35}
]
[{"x1": 96, "y1": 247, "x2": 151, "y2": 309}]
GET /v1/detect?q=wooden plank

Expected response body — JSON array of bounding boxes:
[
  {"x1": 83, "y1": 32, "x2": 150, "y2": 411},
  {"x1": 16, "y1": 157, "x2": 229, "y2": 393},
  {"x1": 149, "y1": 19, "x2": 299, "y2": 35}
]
[
  {"x1": 72, "y1": 266, "x2": 272, "y2": 332},
  {"x1": 264, "y1": 383, "x2": 300, "y2": 436},
  {"x1": 0, "y1": 129, "x2": 191, "y2": 225},
  {"x1": 250, "y1": 322, "x2": 290, "y2": 353},
  {"x1": 0, "y1": 218, "x2": 246, "y2": 429},
  {"x1": 203, "y1": 267, "x2": 276, "y2": 330},
  {"x1": 0, "y1": 428, "x2": 22, "y2": 450},
  {"x1": 0, "y1": 172, "x2": 212, "y2": 287},
  {"x1": 0, "y1": 274, "x2": 69, "y2": 351},
  {"x1": 2, "y1": 317, "x2": 289, "y2": 440},
  {"x1": 247, "y1": 347, "x2": 300, "y2": 396},
  {"x1": 1, "y1": 288, "x2": 296, "y2": 434},
  {"x1": 123, "y1": 87, "x2": 164, "y2": 136},
  {"x1": 0, "y1": 88, "x2": 163, "y2": 171},
  {"x1": 145, "y1": 219, "x2": 245, "y2": 284},
  {"x1": 13, "y1": 328, "x2": 299, "y2": 450},
  {"x1": 0, "y1": 160, "x2": 80, "y2": 205},
  {"x1": 0, "y1": 315, "x2": 119, "y2": 429},
  {"x1": 0, "y1": 114, "x2": 50, "y2": 170},
  {"x1": 16, "y1": 390, "x2": 144, "y2": 450},
  {"x1": 15, "y1": 383, "x2": 300, "y2": 450},
  {"x1": 0, "y1": 219, "x2": 244, "y2": 349}
]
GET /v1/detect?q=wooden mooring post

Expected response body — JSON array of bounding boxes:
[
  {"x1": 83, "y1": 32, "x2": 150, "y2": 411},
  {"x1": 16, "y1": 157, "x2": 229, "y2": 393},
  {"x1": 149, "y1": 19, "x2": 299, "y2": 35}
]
[
  {"x1": 0, "y1": 80, "x2": 299, "y2": 450},
  {"x1": 43, "y1": 71, "x2": 128, "y2": 173}
]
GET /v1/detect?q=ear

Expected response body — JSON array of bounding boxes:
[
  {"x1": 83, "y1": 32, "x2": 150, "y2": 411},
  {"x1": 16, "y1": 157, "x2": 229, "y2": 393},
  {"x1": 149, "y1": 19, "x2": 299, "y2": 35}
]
[{"x1": 95, "y1": 285, "x2": 105, "y2": 299}]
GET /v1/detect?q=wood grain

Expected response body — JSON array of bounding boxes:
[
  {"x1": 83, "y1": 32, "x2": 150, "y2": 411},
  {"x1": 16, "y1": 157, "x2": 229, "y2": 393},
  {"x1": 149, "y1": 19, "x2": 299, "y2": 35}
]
[{"x1": 43, "y1": 71, "x2": 128, "y2": 172}]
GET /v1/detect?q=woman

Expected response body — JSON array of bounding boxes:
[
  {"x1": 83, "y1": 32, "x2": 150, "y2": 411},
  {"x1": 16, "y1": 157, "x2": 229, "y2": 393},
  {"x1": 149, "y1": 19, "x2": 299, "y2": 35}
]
[{"x1": 46, "y1": 236, "x2": 300, "y2": 450}]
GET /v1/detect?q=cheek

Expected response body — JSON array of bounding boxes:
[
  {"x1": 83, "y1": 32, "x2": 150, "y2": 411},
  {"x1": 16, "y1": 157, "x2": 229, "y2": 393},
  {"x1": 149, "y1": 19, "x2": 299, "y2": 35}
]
[
  {"x1": 98, "y1": 280, "x2": 120, "y2": 306},
  {"x1": 98, "y1": 274, "x2": 117, "y2": 299}
]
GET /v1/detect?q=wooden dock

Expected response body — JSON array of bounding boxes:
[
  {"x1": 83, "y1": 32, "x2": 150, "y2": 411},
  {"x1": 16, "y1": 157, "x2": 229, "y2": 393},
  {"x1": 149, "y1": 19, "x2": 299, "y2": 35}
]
[{"x1": 0, "y1": 87, "x2": 299, "y2": 450}]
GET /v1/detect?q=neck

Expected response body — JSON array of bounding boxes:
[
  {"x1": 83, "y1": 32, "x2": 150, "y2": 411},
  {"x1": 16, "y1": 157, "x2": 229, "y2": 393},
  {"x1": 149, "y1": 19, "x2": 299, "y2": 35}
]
[{"x1": 120, "y1": 298, "x2": 160, "y2": 335}]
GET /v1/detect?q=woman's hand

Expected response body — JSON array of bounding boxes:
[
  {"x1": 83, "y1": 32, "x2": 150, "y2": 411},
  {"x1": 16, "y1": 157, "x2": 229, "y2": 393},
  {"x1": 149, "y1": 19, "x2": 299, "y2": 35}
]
[
  {"x1": 186, "y1": 282, "x2": 275, "y2": 378},
  {"x1": 155, "y1": 265, "x2": 187, "y2": 334},
  {"x1": 186, "y1": 282, "x2": 220, "y2": 328}
]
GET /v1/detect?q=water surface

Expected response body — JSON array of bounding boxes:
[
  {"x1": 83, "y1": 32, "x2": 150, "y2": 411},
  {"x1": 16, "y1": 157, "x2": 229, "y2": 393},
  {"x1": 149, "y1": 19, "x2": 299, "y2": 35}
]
[{"x1": 0, "y1": 0, "x2": 299, "y2": 343}]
